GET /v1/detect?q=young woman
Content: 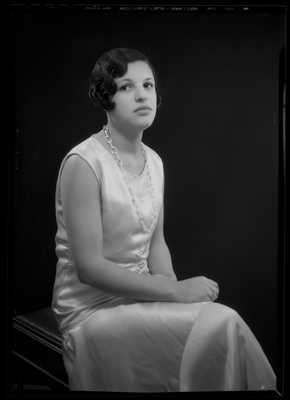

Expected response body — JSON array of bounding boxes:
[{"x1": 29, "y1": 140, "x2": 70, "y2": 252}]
[{"x1": 52, "y1": 48, "x2": 276, "y2": 392}]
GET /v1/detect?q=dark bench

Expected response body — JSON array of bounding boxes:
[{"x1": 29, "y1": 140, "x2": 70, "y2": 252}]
[{"x1": 12, "y1": 307, "x2": 69, "y2": 391}]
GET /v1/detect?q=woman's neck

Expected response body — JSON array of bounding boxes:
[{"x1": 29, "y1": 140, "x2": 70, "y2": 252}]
[{"x1": 106, "y1": 121, "x2": 143, "y2": 156}]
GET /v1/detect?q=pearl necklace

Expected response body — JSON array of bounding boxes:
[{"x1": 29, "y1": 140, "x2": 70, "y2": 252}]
[{"x1": 102, "y1": 125, "x2": 157, "y2": 234}]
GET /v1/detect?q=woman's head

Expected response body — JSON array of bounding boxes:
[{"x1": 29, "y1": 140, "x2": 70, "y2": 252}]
[{"x1": 89, "y1": 48, "x2": 161, "y2": 111}]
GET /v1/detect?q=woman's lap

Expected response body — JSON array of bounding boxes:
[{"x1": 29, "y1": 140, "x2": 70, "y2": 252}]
[{"x1": 62, "y1": 300, "x2": 276, "y2": 392}]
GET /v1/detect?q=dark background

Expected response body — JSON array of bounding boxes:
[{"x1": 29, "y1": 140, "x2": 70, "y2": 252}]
[{"x1": 10, "y1": 7, "x2": 285, "y2": 379}]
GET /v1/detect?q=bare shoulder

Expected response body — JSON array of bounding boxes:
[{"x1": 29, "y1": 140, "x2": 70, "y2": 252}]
[{"x1": 61, "y1": 154, "x2": 100, "y2": 198}]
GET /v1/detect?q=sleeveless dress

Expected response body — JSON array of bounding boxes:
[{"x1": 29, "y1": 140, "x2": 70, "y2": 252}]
[{"x1": 52, "y1": 135, "x2": 276, "y2": 392}]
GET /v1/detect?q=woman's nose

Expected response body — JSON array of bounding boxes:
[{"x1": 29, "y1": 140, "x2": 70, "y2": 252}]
[{"x1": 135, "y1": 87, "x2": 147, "y2": 102}]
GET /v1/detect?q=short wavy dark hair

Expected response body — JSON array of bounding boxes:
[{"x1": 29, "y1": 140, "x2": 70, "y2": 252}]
[{"x1": 88, "y1": 48, "x2": 161, "y2": 111}]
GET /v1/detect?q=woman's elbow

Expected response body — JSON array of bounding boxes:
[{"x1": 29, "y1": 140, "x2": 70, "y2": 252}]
[
  {"x1": 167, "y1": 273, "x2": 178, "y2": 282},
  {"x1": 75, "y1": 264, "x2": 90, "y2": 285},
  {"x1": 74, "y1": 258, "x2": 100, "y2": 286}
]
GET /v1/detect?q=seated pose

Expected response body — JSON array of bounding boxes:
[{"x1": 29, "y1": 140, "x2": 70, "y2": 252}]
[{"x1": 52, "y1": 48, "x2": 276, "y2": 392}]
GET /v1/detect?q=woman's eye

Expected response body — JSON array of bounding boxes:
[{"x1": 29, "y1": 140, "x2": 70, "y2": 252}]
[
  {"x1": 144, "y1": 82, "x2": 154, "y2": 89},
  {"x1": 119, "y1": 82, "x2": 154, "y2": 91},
  {"x1": 119, "y1": 85, "x2": 132, "y2": 91}
]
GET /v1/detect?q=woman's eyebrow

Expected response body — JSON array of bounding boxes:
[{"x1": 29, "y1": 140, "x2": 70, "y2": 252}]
[
  {"x1": 117, "y1": 78, "x2": 132, "y2": 84},
  {"x1": 117, "y1": 77, "x2": 154, "y2": 84}
]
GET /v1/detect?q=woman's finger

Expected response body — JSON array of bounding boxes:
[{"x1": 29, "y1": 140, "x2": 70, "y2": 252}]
[
  {"x1": 208, "y1": 281, "x2": 219, "y2": 293},
  {"x1": 207, "y1": 288, "x2": 219, "y2": 301}
]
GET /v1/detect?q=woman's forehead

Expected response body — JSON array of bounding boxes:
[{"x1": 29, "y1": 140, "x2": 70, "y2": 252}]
[{"x1": 115, "y1": 61, "x2": 154, "y2": 83}]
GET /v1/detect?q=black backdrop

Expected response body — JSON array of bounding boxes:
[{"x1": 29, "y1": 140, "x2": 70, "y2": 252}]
[{"x1": 10, "y1": 7, "x2": 285, "y2": 378}]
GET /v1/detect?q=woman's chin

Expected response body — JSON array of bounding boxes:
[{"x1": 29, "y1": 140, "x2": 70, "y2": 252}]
[{"x1": 132, "y1": 116, "x2": 155, "y2": 131}]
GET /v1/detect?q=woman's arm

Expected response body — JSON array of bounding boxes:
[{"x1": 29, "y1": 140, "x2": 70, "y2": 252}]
[
  {"x1": 147, "y1": 203, "x2": 177, "y2": 281},
  {"x1": 61, "y1": 155, "x2": 176, "y2": 301},
  {"x1": 60, "y1": 155, "x2": 219, "y2": 303}
]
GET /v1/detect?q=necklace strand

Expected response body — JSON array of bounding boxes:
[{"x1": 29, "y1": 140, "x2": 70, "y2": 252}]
[{"x1": 102, "y1": 125, "x2": 157, "y2": 233}]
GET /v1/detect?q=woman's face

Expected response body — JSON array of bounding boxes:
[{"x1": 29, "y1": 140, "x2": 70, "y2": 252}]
[{"x1": 108, "y1": 61, "x2": 157, "y2": 131}]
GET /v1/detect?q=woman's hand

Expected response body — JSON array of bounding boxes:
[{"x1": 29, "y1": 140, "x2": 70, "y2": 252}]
[{"x1": 173, "y1": 276, "x2": 219, "y2": 303}]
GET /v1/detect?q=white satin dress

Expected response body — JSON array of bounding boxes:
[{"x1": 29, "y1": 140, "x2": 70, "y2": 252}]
[{"x1": 52, "y1": 135, "x2": 276, "y2": 392}]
